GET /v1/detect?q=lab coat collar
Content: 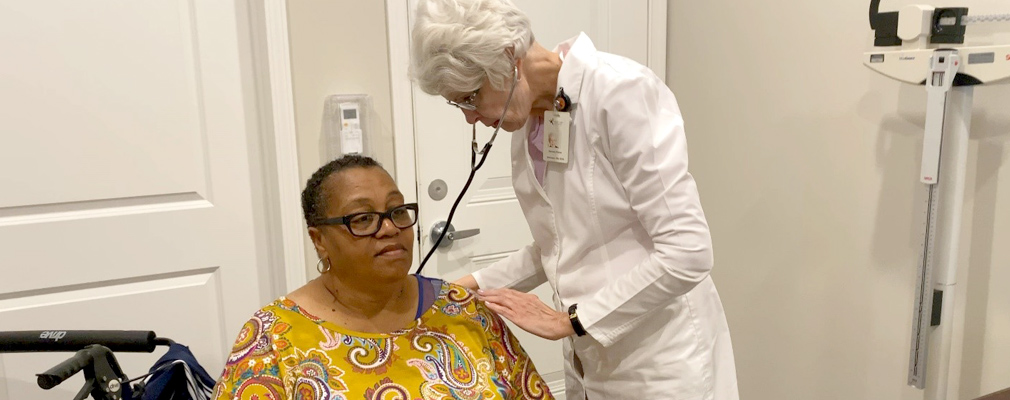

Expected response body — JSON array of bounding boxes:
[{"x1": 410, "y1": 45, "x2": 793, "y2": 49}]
[{"x1": 554, "y1": 32, "x2": 595, "y2": 110}]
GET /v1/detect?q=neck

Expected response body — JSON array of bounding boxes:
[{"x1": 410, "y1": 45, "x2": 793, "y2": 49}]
[
  {"x1": 318, "y1": 271, "x2": 411, "y2": 319},
  {"x1": 522, "y1": 42, "x2": 564, "y2": 115}
]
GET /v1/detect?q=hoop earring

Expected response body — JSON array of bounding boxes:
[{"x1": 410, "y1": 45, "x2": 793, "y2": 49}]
[{"x1": 316, "y1": 257, "x2": 331, "y2": 274}]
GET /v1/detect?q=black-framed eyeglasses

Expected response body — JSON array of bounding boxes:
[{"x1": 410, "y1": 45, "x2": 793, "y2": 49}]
[
  {"x1": 447, "y1": 89, "x2": 479, "y2": 111},
  {"x1": 312, "y1": 203, "x2": 419, "y2": 237}
]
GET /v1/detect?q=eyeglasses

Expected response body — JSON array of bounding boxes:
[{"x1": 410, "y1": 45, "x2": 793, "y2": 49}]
[
  {"x1": 313, "y1": 203, "x2": 419, "y2": 237},
  {"x1": 447, "y1": 90, "x2": 479, "y2": 111}
]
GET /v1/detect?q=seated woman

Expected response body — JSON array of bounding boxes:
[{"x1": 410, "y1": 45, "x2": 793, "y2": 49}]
[{"x1": 212, "y1": 155, "x2": 553, "y2": 400}]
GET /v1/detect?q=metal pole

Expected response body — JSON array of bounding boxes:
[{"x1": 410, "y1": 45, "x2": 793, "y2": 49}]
[{"x1": 923, "y1": 85, "x2": 973, "y2": 400}]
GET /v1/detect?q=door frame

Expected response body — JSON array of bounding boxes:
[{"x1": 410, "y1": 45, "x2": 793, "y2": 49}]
[
  {"x1": 384, "y1": 0, "x2": 668, "y2": 265},
  {"x1": 251, "y1": 0, "x2": 308, "y2": 294}
]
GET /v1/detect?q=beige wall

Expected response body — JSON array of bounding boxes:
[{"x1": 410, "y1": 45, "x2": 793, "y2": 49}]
[
  {"x1": 668, "y1": 1, "x2": 1010, "y2": 399},
  {"x1": 287, "y1": 1, "x2": 396, "y2": 278}
]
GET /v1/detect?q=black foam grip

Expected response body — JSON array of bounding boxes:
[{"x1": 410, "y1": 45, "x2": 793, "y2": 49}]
[
  {"x1": 36, "y1": 348, "x2": 93, "y2": 389},
  {"x1": 0, "y1": 330, "x2": 158, "y2": 353}
]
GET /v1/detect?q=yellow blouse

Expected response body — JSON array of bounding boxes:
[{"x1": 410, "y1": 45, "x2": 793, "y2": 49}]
[{"x1": 212, "y1": 281, "x2": 554, "y2": 400}]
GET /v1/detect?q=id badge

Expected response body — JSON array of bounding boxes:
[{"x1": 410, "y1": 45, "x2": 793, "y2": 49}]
[{"x1": 544, "y1": 110, "x2": 571, "y2": 164}]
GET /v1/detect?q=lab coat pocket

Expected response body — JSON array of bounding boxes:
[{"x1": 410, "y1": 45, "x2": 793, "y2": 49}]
[{"x1": 570, "y1": 334, "x2": 603, "y2": 376}]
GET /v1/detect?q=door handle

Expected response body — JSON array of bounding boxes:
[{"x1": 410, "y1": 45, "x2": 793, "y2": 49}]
[
  {"x1": 449, "y1": 228, "x2": 480, "y2": 241},
  {"x1": 430, "y1": 221, "x2": 480, "y2": 248}
]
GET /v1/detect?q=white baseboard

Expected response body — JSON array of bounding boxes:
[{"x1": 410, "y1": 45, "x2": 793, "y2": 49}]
[{"x1": 548, "y1": 377, "x2": 567, "y2": 399}]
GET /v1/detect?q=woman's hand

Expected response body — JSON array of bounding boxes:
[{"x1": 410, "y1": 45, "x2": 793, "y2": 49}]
[{"x1": 478, "y1": 288, "x2": 575, "y2": 340}]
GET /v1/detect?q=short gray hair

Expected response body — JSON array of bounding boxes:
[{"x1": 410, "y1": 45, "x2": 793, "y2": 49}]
[{"x1": 409, "y1": 0, "x2": 534, "y2": 96}]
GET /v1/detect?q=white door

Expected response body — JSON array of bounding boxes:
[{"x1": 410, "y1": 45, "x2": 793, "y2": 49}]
[
  {"x1": 408, "y1": 1, "x2": 664, "y2": 396},
  {"x1": 0, "y1": 1, "x2": 270, "y2": 399}
]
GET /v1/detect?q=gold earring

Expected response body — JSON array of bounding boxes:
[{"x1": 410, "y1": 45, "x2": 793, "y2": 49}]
[{"x1": 316, "y1": 257, "x2": 331, "y2": 274}]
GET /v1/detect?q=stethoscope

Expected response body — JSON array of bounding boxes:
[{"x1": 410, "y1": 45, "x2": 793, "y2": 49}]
[{"x1": 414, "y1": 66, "x2": 520, "y2": 275}]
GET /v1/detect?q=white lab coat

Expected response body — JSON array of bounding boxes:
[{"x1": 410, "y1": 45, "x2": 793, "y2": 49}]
[{"x1": 472, "y1": 33, "x2": 739, "y2": 399}]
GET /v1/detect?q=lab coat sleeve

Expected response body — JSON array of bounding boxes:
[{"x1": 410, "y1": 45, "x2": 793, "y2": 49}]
[
  {"x1": 472, "y1": 241, "x2": 548, "y2": 292},
  {"x1": 576, "y1": 70, "x2": 714, "y2": 347}
]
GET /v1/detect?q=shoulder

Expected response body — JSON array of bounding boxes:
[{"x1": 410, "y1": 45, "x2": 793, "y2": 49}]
[
  {"x1": 250, "y1": 298, "x2": 303, "y2": 329},
  {"x1": 566, "y1": 38, "x2": 659, "y2": 99},
  {"x1": 436, "y1": 281, "x2": 479, "y2": 309},
  {"x1": 225, "y1": 299, "x2": 301, "y2": 358},
  {"x1": 428, "y1": 282, "x2": 501, "y2": 323},
  {"x1": 564, "y1": 33, "x2": 660, "y2": 86},
  {"x1": 442, "y1": 284, "x2": 513, "y2": 333},
  {"x1": 593, "y1": 54, "x2": 662, "y2": 94},
  {"x1": 236, "y1": 300, "x2": 288, "y2": 336},
  {"x1": 215, "y1": 301, "x2": 294, "y2": 396},
  {"x1": 579, "y1": 55, "x2": 675, "y2": 128}
]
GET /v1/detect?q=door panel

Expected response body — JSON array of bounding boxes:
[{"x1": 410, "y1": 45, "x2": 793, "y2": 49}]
[
  {"x1": 409, "y1": 0, "x2": 661, "y2": 395},
  {"x1": 0, "y1": 272, "x2": 227, "y2": 398},
  {"x1": 0, "y1": 1, "x2": 267, "y2": 399},
  {"x1": 0, "y1": 0, "x2": 206, "y2": 208}
]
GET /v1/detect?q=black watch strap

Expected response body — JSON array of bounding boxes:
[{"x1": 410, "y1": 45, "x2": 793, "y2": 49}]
[{"x1": 568, "y1": 303, "x2": 587, "y2": 337}]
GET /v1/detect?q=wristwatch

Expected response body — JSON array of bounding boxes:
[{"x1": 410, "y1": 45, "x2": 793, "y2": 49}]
[{"x1": 568, "y1": 304, "x2": 587, "y2": 337}]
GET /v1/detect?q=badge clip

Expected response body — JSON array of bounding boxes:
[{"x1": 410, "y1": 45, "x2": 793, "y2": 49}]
[{"x1": 554, "y1": 88, "x2": 572, "y2": 112}]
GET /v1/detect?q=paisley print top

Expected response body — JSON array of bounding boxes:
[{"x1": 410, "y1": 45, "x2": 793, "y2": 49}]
[{"x1": 212, "y1": 281, "x2": 553, "y2": 400}]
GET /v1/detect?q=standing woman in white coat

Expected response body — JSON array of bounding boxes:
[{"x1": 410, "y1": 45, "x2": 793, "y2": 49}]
[{"x1": 409, "y1": 0, "x2": 739, "y2": 398}]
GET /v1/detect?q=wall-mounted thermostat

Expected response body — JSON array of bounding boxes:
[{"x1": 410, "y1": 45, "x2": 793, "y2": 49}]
[{"x1": 323, "y1": 94, "x2": 371, "y2": 161}]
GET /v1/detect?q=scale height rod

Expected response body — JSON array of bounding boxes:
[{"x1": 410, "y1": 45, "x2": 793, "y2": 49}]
[{"x1": 924, "y1": 85, "x2": 973, "y2": 400}]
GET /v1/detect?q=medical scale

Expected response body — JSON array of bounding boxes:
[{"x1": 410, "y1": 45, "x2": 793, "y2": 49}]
[{"x1": 865, "y1": 1, "x2": 1010, "y2": 398}]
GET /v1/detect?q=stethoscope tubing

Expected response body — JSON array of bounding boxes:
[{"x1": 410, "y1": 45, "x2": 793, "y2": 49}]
[{"x1": 415, "y1": 67, "x2": 519, "y2": 275}]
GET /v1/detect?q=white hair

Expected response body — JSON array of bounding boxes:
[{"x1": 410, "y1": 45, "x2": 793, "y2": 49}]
[{"x1": 409, "y1": 0, "x2": 534, "y2": 96}]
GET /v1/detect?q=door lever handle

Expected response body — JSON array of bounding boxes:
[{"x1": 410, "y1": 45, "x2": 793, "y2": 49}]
[
  {"x1": 448, "y1": 228, "x2": 480, "y2": 241},
  {"x1": 430, "y1": 221, "x2": 480, "y2": 249}
]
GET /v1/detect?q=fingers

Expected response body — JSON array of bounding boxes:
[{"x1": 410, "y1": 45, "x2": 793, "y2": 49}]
[
  {"x1": 485, "y1": 300, "x2": 566, "y2": 340},
  {"x1": 484, "y1": 300, "x2": 517, "y2": 321},
  {"x1": 480, "y1": 290, "x2": 542, "y2": 310},
  {"x1": 483, "y1": 296, "x2": 570, "y2": 340},
  {"x1": 478, "y1": 288, "x2": 541, "y2": 307},
  {"x1": 480, "y1": 289, "x2": 529, "y2": 322}
]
